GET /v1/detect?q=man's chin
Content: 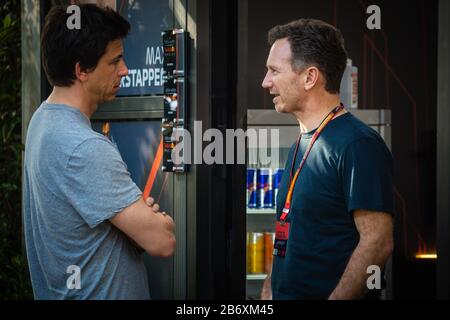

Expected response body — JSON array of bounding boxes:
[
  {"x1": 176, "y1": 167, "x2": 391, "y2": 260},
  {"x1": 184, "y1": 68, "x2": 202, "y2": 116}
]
[
  {"x1": 274, "y1": 104, "x2": 286, "y2": 113},
  {"x1": 103, "y1": 94, "x2": 117, "y2": 102}
]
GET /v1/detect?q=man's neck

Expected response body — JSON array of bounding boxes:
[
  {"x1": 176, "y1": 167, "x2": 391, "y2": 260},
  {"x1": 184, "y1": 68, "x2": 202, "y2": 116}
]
[
  {"x1": 292, "y1": 94, "x2": 343, "y2": 133},
  {"x1": 46, "y1": 86, "x2": 97, "y2": 119}
]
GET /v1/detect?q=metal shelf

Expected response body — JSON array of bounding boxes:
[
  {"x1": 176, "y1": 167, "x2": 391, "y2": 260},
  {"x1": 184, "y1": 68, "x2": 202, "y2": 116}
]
[
  {"x1": 246, "y1": 274, "x2": 268, "y2": 281},
  {"x1": 246, "y1": 208, "x2": 276, "y2": 215}
]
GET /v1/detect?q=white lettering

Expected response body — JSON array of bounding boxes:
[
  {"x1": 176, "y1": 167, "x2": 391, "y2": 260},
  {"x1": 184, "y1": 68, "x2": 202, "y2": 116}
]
[
  {"x1": 176, "y1": 304, "x2": 210, "y2": 317},
  {"x1": 154, "y1": 68, "x2": 160, "y2": 86},
  {"x1": 66, "y1": 265, "x2": 81, "y2": 290},
  {"x1": 66, "y1": 5, "x2": 81, "y2": 30},
  {"x1": 366, "y1": 5, "x2": 381, "y2": 30},
  {"x1": 142, "y1": 68, "x2": 149, "y2": 85},
  {"x1": 367, "y1": 265, "x2": 382, "y2": 290}
]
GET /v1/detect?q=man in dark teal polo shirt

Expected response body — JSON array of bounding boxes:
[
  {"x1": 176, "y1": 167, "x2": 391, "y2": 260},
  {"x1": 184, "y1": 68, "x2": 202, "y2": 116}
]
[{"x1": 260, "y1": 19, "x2": 394, "y2": 300}]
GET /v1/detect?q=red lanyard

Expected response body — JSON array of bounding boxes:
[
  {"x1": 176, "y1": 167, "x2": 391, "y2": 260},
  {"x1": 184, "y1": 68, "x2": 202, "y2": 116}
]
[{"x1": 279, "y1": 104, "x2": 344, "y2": 221}]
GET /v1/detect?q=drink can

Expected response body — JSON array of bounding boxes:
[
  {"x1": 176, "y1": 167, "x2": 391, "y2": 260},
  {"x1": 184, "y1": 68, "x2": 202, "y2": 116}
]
[
  {"x1": 246, "y1": 232, "x2": 250, "y2": 273},
  {"x1": 257, "y1": 168, "x2": 273, "y2": 208},
  {"x1": 273, "y1": 168, "x2": 284, "y2": 207},
  {"x1": 246, "y1": 168, "x2": 257, "y2": 208},
  {"x1": 264, "y1": 232, "x2": 275, "y2": 274},
  {"x1": 248, "y1": 232, "x2": 264, "y2": 274}
]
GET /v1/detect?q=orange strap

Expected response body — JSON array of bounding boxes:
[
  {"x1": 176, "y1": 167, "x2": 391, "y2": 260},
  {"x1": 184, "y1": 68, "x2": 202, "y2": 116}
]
[{"x1": 143, "y1": 137, "x2": 164, "y2": 200}]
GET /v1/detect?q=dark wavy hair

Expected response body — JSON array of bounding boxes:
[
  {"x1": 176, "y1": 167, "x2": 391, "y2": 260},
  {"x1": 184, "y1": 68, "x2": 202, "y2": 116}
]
[
  {"x1": 268, "y1": 19, "x2": 348, "y2": 93},
  {"x1": 41, "y1": 4, "x2": 130, "y2": 87}
]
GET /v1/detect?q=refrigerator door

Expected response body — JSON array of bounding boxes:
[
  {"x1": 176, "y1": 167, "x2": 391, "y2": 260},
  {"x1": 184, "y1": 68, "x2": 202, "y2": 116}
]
[{"x1": 246, "y1": 110, "x2": 298, "y2": 299}]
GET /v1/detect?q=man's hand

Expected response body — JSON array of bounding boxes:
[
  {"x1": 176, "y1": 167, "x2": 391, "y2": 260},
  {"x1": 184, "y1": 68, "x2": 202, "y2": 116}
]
[{"x1": 145, "y1": 197, "x2": 167, "y2": 216}]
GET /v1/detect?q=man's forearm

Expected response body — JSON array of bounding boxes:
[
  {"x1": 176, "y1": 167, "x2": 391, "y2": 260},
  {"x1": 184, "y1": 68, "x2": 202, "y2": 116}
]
[
  {"x1": 128, "y1": 236, "x2": 145, "y2": 254},
  {"x1": 329, "y1": 240, "x2": 391, "y2": 300}
]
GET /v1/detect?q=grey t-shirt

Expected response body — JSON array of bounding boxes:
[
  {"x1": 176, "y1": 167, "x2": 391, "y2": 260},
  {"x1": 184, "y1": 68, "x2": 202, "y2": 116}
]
[{"x1": 23, "y1": 102, "x2": 150, "y2": 300}]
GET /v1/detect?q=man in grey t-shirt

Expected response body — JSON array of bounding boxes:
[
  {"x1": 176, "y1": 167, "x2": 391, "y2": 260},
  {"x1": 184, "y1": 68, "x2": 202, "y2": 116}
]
[{"x1": 23, "y1": 4, "x2": 175, "y2": 299}]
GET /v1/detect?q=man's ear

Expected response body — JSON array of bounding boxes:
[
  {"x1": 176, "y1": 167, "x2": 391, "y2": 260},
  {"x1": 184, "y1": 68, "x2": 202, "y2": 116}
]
[
  {"x1": 74, "y1": 62, "x2": 89, "y2": 82},
  {"x1": 304, "y1": 66, "x2": 320, "y2": 91}
]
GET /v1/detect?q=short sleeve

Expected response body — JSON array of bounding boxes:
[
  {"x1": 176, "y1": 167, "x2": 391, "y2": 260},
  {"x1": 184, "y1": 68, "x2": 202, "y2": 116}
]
[
  {"x1": 64, "y1": 138, "x2": 142, "y2": 228},
  {"x1": 340, "y1": 137, "x2": 394, "y2": 216}
]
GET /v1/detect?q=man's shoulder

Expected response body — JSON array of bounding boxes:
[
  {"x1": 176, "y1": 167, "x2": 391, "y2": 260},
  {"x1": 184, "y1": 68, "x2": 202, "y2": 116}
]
[
  {"x1": 328, "y1": 113, "x2": 393, "y2": 170},
  {"x1": 28, "y1": 102, "x2": 95, "y2": 141},
  {"x1": 332, "y1": 112, "x2": 386, "y2": 148},
  {"x1": 26, "y1": 103, "x2": 113, "y2": 167},
  {"x1": 318, "y1": 112, "x2": 392, "y2": 167}
]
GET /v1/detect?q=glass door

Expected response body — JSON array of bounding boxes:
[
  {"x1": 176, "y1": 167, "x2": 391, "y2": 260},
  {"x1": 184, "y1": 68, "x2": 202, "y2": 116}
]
[{"x1": 245, "y1": 110, "x2": 299, "y2": 299}]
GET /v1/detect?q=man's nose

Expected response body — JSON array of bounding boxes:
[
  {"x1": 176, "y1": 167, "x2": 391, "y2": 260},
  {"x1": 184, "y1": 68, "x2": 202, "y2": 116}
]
[
  {"x1": 262, "y1": 71, "x2": 272, "y2": 89},
  {"x1": 119, "y1": 60, "x2": 129, "y2": 77}
]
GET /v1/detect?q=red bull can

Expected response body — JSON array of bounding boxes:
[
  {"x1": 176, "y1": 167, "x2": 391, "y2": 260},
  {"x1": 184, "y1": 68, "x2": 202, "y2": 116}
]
[
  {"x1": 273, "y1": 168, "x2": 284, "y2": 207},
  {"x1": 257, "y1": 168, "x2": 273, "y2": 208},
  {"x1": 247, "y1": 168, "x2": 257, "y2": 208}
]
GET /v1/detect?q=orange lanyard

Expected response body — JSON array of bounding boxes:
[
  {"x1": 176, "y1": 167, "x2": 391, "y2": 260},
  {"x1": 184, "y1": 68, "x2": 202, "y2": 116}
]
[{"x1": 279, "y1": 104, "x2": 344, "y2": 221}]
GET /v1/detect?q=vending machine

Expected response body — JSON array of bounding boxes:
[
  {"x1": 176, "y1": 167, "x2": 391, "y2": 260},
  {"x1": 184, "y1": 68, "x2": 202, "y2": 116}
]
[{"x1": 245, "y1": 109, "x2": 392, "y2": 299}]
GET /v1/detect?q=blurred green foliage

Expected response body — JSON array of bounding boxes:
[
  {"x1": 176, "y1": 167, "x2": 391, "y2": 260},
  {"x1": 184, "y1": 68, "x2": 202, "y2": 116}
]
[{"x1": 0, "y1": 0, "x2": 33, "y2": 299}]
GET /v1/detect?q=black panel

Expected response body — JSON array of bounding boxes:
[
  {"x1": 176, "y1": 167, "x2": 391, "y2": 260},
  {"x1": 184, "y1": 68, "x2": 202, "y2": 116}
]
[{"x1": 195, "y1": 0, "x2": 245, "y2": 299}]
